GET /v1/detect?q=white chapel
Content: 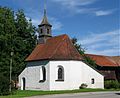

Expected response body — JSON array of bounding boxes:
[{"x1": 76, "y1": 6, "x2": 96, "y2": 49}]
[{"x1": 19, "y1": 5, "x2": 104, "y2": 91}]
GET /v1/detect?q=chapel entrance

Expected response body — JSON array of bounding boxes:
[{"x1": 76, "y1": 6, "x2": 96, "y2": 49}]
[{"x1": 22, "y1": 77, "x2": 26, "y2": 90}]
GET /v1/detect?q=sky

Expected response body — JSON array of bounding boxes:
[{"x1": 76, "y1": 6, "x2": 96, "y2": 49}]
[{"x1": 0, "y1": 0, "x2": 120, "y2": 56}]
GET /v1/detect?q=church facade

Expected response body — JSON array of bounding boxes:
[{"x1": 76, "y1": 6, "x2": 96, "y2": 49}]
[{"x1": 19, "y1": 8, "x2": 104, "y2": 90}]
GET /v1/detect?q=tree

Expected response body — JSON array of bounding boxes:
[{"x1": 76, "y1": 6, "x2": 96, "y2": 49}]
[
  {"x1": 0, "y1": 7, "x2": 16, "y2": 78},
  {"x1": 12, "y1": 10, "x2": 37, "y2": 78},
  {"x1": 72, "y1": 37, "x2": 96, "y2": 68},
  {"x1": 0, "y1": 7, "x2": 36, "y2": 94},
  {"x1": 0, "y1": 73, "x2": 10, "y2": 95},
  {"x1": 72, "y1": 38, "x2": 85, "y2": 55}
]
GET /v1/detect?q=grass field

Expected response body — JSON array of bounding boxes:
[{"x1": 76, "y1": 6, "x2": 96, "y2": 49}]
[{"x1": 0, "y1": 89, "x2": 119, "y2": 98}]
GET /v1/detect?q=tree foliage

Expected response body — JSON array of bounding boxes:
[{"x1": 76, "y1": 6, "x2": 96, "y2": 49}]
[
  {"x1": 0, "y1": 73, "x2": 10, "y2": 95},
  {"x1": 0, "y1": 7, "x2": 36, "y2": 94},
  {"x1": 72, "y1": 38, "x2": 85, "y2": 55},
  {"x1": 72, "y1": 38, "x2": 96, "y2": 68}
]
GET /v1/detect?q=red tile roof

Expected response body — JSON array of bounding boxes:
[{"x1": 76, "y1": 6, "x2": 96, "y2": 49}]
[
  {"x1": 86, "y1": 54, "x2": 119, "y2": 67},
  {"x1": 26, "y1": 34, "x2": 83, "y2": 61},
  {"x1": 110, "y1": 56, "x2": 120, "y2": 66}
]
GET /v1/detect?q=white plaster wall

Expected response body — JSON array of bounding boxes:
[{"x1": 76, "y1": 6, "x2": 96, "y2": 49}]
[
  {"x1": 19, "y1": 61, "x2": 50, "y2": 90},
  {"x1": 49, "y1": 61, "x2": 104, "y2": 90},
  {"x1": 81, "y1": 62, "x2": 104, "y2": 88},
  {"x1": 19, "y1": 60, "x2": 104, "y2": 91}
]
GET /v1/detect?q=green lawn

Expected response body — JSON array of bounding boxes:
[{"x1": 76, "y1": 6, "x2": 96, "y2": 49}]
[{"x1": 0, "y1": 89, "x2": 119, "y2": 98}]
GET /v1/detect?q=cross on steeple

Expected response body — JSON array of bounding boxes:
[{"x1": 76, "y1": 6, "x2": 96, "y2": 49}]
[{"x1": 38, "y1": 0, "x2": 52, "y2": 44}]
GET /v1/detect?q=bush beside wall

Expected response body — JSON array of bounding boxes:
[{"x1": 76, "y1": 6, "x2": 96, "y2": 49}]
[{"x1": 104, "y1": 80, "x2": 120, "y2": 89}]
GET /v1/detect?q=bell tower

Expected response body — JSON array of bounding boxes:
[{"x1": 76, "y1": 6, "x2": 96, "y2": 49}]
[{"x1": 38, "y1": 0, "x2": 52, "y2": 44}]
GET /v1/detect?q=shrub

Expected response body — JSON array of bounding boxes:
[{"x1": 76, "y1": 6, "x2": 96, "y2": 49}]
[
  {"x1": 104, "y1": 80, "x2": 120, "y2": 89},
  {"x1": 79, "y1": 83, "x2": 88, "y2": 89}
]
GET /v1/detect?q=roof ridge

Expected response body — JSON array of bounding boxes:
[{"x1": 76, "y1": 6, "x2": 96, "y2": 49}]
[
  {"x1": 86, "y1": 53, "x2": 120, "y2": 57},
  {"x1": 52, "y1": 34, "x2": 67, "y2": 38},
  {"x1": 86, "y1": 53, "x2": 109, "y2": 57},
  {"x1": 49, "y1": 35, "x2": 68, "y2": 59}
]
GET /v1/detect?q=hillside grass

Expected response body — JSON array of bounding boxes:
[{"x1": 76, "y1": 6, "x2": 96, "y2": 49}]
[{"x1": 0, "y1": 89, "x2": 119, "y2": 98}]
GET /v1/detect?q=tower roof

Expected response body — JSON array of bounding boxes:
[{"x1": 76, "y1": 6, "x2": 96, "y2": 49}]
[
  {"x1": 39, "y1": 3, "x2": 52, "y2": 27},
  {"x1": 40, "y1": 14, "x2": 52, "y2": 26}
]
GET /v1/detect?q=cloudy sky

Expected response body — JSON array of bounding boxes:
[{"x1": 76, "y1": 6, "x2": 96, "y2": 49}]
[{"x1": 0, "y1": 0, "x2": 119, "y2": 56}]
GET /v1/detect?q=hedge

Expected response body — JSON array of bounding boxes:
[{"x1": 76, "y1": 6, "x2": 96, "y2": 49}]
[{"x1": 104, "y1": 80, "x2": 120, "y2": 89}]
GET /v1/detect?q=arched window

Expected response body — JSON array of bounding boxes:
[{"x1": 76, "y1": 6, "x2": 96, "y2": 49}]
[
  {"x1": 40, "y1": 29, "x2": 43, "y2": 34},
  {"x1": 47, "y1": 29, "x2": 49, "y2": 34},
  {"x1": 57, "y1": 66, "x2": 64, "y2": 81},
  {"x1": 42, "y1": 66, "x2": 46, "y2": 81},
  {"x1": 39, "y1": 66, "x2": 46, "y2": 82},
  {"x1": 91, "y1": 78, "x2": 95, "y2": 84}
]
